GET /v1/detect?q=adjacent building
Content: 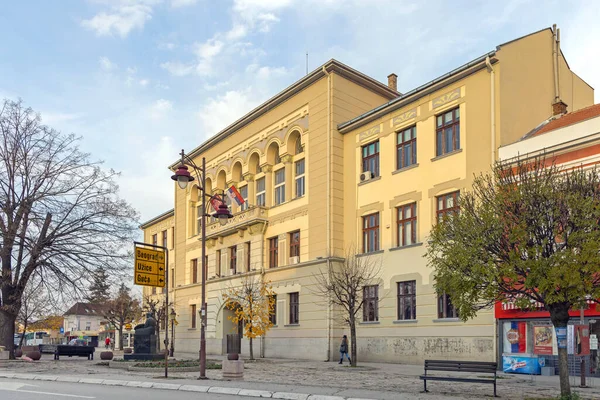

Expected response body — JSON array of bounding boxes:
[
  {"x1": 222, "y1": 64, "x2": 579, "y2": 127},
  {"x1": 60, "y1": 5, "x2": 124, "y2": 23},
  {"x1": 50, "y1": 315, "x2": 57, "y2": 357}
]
[
  {"x1": 63, "y1": 302, "x2": 108, "y2": 347},
  {"x1": 142, "y1": 26, "x2": 594, "y2": 363}
]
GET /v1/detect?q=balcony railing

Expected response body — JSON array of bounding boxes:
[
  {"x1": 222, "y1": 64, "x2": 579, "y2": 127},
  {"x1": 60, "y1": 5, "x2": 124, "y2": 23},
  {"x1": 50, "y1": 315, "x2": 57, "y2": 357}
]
[{"x1": 206, "y1": 206, "x2": 268, "y2": 239}]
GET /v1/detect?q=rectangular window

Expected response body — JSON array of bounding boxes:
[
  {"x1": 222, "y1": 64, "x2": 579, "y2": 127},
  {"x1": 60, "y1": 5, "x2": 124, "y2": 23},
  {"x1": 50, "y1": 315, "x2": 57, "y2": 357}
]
[
  {"x1": 397, "y1": 203, "x2": 417, "y2": 246},
  {"x1": 191, "y1": 259, "x2": 198, "y2": 284},
  {"x1": 435, "y1": 107, "x2": 460, "y2": 156},
  {"x1": 274, "y1": 168, "x2": 285, "y2": 205},
  {"x1": 230, "y1": 245, "x2": 237, "y2": 275},
  {"x1": 397, "y1": 281, "x2": 416, "y2": 320},
  {"x1": 289, "y1": 292, "x2": 299, "y2": 324},
  {"x1": 397, "y1": 125, "x2": 417, "y2": 169},
  {"x1": 171, "y1": 268, "x2": 174, "y2": 288},
  {"x1": 363, "y1": 285, "x2": 379, "y2": 322},
  {"x1": 269, "y1": 237, "x2": 279, "y2": 268},
  {"x1": 246, "y1": 242, "x2": 251, "y2": 271},
  {"x1": 216, "y1": 250, "x2": 221, "y2": 277},
  {"x1": 197, "y1": 205, "x2": 203, "y2": 233},
  {"x1": 362, "y1": 141, "x2": 380, "y2": 177},
  {"x1": 256, "y1": 177, "x2": 266, "y2": 206},
  {"x1": 270, "y1": 295, "x2": 277, "y2": 325},
  {"x1": 240, "y1": 185, "x2": 248, "y2": 211},
  {"x1": 436, "y1": 191, "x2": 460, "y2": 222},
  {"x1": 289, "y1": 230, "x2": 300, "y2": 260},
  {"x1": 295, "y1": 159, "x2": 305, "y2": 198},
  {"x1": 86, "y1": 322, "x2": 91, "y2": 330},
  {"x1": 190, "y1": 305, "x2": 197, "y2": 328},
  {"x1": 362, "y1": 213, "x2": 379, "y2": 253},
  {"x1": 162, "y1": 230, "x2": 167, "y2": 248},
  {"x1": 152, "y1": 234, "x2": 157, "y2": 246},
  {"x1": 438, "y1": 293, "x2": 458, "y2": 319}
]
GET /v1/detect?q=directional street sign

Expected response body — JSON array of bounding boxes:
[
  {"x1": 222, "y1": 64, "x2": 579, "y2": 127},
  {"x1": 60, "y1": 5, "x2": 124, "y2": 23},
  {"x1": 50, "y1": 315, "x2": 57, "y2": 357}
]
[{"x1": 134, "y1": 245, "x2": 166, "y2": 287}]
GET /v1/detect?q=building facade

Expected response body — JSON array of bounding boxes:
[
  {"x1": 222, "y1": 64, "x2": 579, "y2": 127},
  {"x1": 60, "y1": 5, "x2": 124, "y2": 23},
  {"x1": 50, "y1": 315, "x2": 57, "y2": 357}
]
[{"x1": 142, "y1": 27, "x2": 594, "y2": 363}]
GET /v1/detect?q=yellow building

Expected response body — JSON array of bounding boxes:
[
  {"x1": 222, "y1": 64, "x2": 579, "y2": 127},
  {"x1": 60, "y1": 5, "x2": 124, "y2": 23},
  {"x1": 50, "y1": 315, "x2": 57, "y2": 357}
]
[{"x1": 141, "y1": 27, "x2": 593, "y2": 363}]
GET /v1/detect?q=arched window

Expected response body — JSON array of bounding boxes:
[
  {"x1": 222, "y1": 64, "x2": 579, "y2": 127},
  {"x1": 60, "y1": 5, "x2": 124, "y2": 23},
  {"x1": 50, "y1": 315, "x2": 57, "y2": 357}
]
[{"x1": 295, "y1": 137, "x2": 303, "y2": 155}]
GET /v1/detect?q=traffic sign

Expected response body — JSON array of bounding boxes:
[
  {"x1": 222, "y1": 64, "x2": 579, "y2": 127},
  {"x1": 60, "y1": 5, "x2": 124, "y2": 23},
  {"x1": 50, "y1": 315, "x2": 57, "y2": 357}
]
[
  {"x1": 134, "y1": 245, "x2": 166, "y2": 287},
  {"x1": 125, "y1": 323, "x2": 132, "y2": 330}
]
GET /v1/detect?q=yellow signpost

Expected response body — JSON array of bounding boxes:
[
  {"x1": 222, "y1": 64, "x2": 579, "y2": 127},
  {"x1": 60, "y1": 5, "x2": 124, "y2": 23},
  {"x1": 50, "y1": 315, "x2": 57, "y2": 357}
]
[{"x1": 134, "y1": 246, "x2": 166, "y2": 287}]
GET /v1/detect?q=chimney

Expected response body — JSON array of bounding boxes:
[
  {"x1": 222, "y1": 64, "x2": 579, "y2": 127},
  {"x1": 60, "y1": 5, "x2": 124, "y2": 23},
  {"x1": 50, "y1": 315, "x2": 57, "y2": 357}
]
[
  {"x1": 387, "y1": 73, "x2": 397, "y2": 92},
  {"x1": 552, "y1": 100, "x2": 568, "y2": 116}
]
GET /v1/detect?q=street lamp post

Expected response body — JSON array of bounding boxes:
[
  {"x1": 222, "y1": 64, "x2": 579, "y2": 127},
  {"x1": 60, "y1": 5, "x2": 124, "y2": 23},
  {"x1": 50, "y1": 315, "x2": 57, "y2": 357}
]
[
  {"x1": 169, "y1": 308, "x2": 176, "y2": 357},
  {"x1": 171, "y1": 149, "x2": 233, "y2": 379}
]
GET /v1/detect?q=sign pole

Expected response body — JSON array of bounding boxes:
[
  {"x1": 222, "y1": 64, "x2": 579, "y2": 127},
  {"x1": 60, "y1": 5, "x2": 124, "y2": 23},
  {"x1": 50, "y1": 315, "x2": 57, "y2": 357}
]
[{"x1": 164, "y1": 248, "x2": 169, "y2": 379}]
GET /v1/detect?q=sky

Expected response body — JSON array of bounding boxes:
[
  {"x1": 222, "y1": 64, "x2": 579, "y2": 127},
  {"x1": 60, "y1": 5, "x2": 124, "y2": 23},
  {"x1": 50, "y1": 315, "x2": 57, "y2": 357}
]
[{"x1": 1, "y1": 0, "x2": 599, "y2": 225}]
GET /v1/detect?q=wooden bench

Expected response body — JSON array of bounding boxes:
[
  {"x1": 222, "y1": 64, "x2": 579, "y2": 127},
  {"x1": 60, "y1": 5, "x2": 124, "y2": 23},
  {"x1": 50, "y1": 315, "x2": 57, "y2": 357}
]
[
  {"x1": 53, "y1": 345, "x2": 95, "y2": 360},
  {"x1": 419, "y1": 359, "x2": 498, "y2": 397}
]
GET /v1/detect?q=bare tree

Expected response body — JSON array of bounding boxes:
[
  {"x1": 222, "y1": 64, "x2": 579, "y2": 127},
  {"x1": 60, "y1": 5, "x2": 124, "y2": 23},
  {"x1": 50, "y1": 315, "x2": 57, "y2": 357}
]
[
  {"x1": 313, "y1": 247, "x2": 382, "y2": 367},
  {"x1": 0, "y1": 99, "x2": 139, "y2": 358},
  {"x1": 104, "y1": 284, "x2": 141, "y2": 350},
  {"x1": 143, "y1": 295, "x2": 172, "y2": 352},
  {"x1": 16, "y1": 277, "x2": 51, "y2": 348}
]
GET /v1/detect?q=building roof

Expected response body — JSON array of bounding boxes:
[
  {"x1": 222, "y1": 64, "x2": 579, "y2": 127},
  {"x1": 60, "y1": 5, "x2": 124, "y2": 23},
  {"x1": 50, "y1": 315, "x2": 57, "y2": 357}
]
[
  {"x1": 523, "y1": 103, "x2": 600, "y2": 139},
  {"x1": 337, "y1": 27, "x2": 558, "y2": 133},
  {"x1": 64, "y1": 302, "x2": 109, "y2": 317},
  {"x1": 170, "y1": 59, "x2": 399, "y2": 169},
  {"x1": 139, "y1": 208, "x2": 174, "y2": 229}
]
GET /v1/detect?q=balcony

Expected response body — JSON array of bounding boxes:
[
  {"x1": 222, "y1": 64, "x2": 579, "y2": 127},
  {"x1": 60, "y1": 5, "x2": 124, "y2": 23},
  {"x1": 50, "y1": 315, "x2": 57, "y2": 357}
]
[{"x1": 205, "y1": 206, "x2": 268, "y2": 242}]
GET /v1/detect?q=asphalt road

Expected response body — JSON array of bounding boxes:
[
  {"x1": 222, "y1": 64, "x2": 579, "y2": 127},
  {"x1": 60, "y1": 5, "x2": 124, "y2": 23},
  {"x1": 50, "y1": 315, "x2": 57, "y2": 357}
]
[{"x1": 0, "y1": 380, "x2": 242, "y2": 400}]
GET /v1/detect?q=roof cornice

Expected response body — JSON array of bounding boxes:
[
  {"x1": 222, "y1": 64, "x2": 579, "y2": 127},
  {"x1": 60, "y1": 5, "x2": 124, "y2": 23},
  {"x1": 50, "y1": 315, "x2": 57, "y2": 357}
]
[
  {"x1": 139, "y1": 209, "x2": 175, "y2": 229},
  {"x1": 169, "y1": 59, "x2": 398, "y2": 169}
]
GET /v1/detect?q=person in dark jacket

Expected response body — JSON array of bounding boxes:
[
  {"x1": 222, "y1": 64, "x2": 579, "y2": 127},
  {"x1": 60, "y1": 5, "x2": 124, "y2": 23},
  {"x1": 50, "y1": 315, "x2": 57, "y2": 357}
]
[{"x1": 339, "y1": 335, "x2": 351, "y2": 364}]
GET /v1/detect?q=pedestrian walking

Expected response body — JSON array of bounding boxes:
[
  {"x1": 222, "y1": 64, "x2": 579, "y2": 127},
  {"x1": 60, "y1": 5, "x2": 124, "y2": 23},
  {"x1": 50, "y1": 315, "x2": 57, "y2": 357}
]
[
  {"x1": 339, "y1": 335, "x2": 351, "y2": 365},
  {"x1": 105, "y1": 337, "x2": 111, "y2": 349}
]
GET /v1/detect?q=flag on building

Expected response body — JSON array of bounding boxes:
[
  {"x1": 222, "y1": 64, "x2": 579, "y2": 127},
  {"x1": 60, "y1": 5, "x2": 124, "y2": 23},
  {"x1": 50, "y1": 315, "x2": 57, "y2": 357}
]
[{"x1": 226, "y1": 185, "x2": 245, "y2": 206}]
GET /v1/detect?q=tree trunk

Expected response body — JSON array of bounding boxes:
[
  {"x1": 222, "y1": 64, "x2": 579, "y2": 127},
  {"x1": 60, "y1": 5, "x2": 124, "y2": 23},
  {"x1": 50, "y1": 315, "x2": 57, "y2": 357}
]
[
  {"x1": 549, "y1": 303, "x2": 571, "y2": 397},
  {"x1": 18, "y1": 319, "x2": 28, "y2": 349},
  {"x1": 0, "y1": 310, "x2": 17, "y2": 359},
  {"x1": 349, "y1": 315, "x2": 357, "y2": 367},
  {"x1": 249, "y1": 336, "x2": 254, "y2": 360},
  {"x1": 118, "y1": 327, "x2": 123, "y2": 350}
]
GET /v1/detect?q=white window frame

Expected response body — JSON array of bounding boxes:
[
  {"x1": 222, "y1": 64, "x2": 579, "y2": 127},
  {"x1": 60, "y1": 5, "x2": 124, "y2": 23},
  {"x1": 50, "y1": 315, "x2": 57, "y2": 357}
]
[
  {"x1": 256, "y1": 178, "x2": 265, "y2": 206},
  {"x1": 295, "y1": 159, "x2": 305, "y2": 198},
  {"x1": 274, "y1": 168, "x2": 285, "y2": 205},
  {"x1": 240, "y1": 185, "x2": 248, "y2": 211}
]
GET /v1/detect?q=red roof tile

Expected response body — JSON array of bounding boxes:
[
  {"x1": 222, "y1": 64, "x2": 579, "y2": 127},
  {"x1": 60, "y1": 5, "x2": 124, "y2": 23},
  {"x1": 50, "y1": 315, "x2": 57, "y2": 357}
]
[{"x1": 532, "y1": 103, "x2": 600, "y2": 137}]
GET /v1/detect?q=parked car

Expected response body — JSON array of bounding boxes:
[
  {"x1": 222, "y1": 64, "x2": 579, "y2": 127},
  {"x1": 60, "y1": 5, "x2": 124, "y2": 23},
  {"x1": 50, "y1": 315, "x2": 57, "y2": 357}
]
[{"x1": 68, "y1": 339, "x2": 88, "y2": 346}]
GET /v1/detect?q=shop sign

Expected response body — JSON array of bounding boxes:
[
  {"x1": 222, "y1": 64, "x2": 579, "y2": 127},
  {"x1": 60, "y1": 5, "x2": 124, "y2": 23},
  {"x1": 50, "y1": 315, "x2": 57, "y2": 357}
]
[
  {"x1": 590, "y1": 334, "x2": 598, "y2": 351},
  {"x1": 502, "y1": 355, "x2": 542, "y2": 375},
  {"x1": 533, "y1": 326, "x2": 553, "y2": 355}
]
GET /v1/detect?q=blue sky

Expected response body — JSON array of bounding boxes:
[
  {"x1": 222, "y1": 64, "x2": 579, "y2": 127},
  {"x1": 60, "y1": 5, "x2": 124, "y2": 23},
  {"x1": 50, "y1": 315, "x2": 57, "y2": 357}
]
[{"x1": 1, "y1": 0, "x2": 598, "y2": 224}]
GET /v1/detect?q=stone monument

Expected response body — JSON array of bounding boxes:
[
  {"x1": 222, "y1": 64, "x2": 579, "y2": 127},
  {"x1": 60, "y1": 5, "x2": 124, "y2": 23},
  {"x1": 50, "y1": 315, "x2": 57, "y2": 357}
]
[{"x1": 124, "y1": 312, "x2": 163, "y2": 361}]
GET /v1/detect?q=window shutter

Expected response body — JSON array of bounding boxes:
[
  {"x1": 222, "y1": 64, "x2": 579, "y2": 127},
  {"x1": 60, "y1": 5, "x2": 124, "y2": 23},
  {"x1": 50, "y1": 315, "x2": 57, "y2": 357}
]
[
  {"x1": 221, "y1": 252, "x2": 229, "y2": 276},
  {"x1": 236, "y1": 246, "x2": 245, "y2": 274}
]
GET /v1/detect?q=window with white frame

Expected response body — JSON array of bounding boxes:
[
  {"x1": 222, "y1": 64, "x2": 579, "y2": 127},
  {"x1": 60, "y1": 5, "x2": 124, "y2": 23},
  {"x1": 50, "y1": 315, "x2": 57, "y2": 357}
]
[
  {"x1": 256, "y1": 178, "x2": 265, "y2": 206},
  {"x1": 295, "y1": 159, "x2": 305, "y2": 198},
  {"x1": 274, "y1": 168, "x2": 285, "y2": 205},
  {"x1": 196, "y1": 205, "x2": 203, "y2": 234},
  {"x1": 240, "y1": 185, "x2": 248, "y2": 211}
]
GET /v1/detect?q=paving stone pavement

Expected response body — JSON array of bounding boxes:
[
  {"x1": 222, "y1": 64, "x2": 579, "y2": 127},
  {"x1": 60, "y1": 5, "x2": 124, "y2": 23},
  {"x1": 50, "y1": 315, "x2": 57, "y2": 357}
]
[{"x1": 2, "y1": 353, "x2": 600, "y2": 399}]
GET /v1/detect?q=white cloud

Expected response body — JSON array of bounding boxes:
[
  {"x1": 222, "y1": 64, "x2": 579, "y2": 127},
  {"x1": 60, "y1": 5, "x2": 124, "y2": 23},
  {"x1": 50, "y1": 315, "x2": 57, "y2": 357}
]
[
  {"x1": 160, "y1": 61, "x2": 195, "y2": 76},
  {"x1": 81, "y1": 2, "x2": 154, "y2": 38},
  {"x1": 226, "y1": 24, "x2": 248, "y2": 40},
  {"x1": 139, "y1": 79, "x2": 149, "y2": 86},
  {"x1": 197, "y1": 90, "x2": 258, "y2": 136},
  {"x1": 99, "y1": 56, "x2": 118, "y2": 71},
  {"x1": 126, "y1": 66, "x2": 137, "y2": 74},
  {"x1": 170, "y1": 0, "x2": 198, "y2": 7},
  {"x1": 149, "y1": 99, "x2": 173, "y2": 119}
]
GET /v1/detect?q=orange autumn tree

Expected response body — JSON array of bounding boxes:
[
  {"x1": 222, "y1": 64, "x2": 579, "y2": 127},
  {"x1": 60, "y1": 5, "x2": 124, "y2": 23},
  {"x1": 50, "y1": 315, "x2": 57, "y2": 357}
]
[{"x1": 222, "y1": 273, "x2": 275, "y2": 360}]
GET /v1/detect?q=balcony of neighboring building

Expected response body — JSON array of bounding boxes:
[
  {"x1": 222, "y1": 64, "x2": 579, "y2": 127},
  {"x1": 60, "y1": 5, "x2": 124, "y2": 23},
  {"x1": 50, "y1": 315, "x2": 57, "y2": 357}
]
[{"x1": 205, "y1": 205, "x2": 268, "y2": 241}]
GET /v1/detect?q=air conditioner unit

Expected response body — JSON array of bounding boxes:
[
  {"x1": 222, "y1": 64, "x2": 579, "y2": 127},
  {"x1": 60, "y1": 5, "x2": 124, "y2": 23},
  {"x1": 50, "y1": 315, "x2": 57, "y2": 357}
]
[
  {"x1": 289, "y1": 256, "x2": 300, "y2": 265},
  {"x1": 360, "y1": 171, "x2": 374, "y2": 182}
]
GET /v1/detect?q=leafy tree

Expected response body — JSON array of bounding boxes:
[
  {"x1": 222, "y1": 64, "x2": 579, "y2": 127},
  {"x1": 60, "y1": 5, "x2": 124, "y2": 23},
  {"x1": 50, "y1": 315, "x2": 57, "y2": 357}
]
[
  {"x1": 29, "y1": 315, "x2": 63, "y2": 331},
  {"x1": 104, "y1": 284, "x2": 141, "y2": 350},
  {"x1": 86, "y1": 267, "x2": 111, "y2": 304},
  {"x1": 222, "y1": 274, "x2": 275, "y2": 360},
  {"x1": 0, "y1": 99, "x2": 139, "y2": 358},
  {"x1": 313, "y1": 247, "x2": 382, "y2": 367},
  {"x1": 143, "y1": 295, "x2": 172, "y2": 352},
  {"x1": 426, "y1": 157, "x2": 600, "y2": 398}
]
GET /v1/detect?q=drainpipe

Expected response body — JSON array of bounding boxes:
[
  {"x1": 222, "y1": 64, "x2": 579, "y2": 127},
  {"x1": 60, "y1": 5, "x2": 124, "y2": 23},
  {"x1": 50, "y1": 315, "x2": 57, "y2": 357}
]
[
  {"x1": 552, "y1": 24, "x2": 560, "y2": 102},
  {"x1": 322, "y1": 65, "x2": 332, "y2": 362},
  {"x1": 485, "y1": 56, "x2": 496, "y2": 165},
  {"x1": 556, "y1": 28, "x2": 561, "y2": 100}
]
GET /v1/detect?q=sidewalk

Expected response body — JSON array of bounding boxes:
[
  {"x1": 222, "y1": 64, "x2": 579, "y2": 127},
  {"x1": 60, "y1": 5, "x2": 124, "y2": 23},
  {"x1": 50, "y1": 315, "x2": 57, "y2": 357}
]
[{"x1": 2, "y1": 352, "x2": 600, "y2": 399}]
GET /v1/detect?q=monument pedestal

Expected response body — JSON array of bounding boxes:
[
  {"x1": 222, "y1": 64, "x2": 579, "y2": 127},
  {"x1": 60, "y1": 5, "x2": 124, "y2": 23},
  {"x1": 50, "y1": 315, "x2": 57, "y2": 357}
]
[{"x1": 222, "y1": 359, "x2": 244, "y2": 380}]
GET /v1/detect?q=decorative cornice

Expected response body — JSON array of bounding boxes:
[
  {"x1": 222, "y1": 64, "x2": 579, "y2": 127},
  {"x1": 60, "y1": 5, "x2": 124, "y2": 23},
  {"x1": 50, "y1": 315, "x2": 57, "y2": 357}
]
[
  {"x1": 280, "y1": 154, "x2": 293, "y2": 164},
  {"x1": 261, "y1": 164, "x2": 273, "y2": 173},
  {"x1": 432, "y1": 88, "x2": 461, "y2": 109},
  {"x1": 243, "y1": 173, "x2": 255, "y2": 182}
]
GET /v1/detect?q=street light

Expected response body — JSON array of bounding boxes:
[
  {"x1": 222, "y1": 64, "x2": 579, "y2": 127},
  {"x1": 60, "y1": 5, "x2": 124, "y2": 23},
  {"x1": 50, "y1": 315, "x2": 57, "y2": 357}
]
[
  {"x1": 171, "y1": 149, "x2": 234, "y2": 379},
  {"x1": 169, "y1": 308, "x2": 176, "y2": 357}
]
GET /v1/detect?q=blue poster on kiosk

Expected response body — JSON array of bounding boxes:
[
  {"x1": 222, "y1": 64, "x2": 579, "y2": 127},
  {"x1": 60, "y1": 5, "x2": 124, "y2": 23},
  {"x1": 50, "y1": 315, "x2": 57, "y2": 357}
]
[{"x1": 502, "y1": 355, "x2": 542, "y2": 374}]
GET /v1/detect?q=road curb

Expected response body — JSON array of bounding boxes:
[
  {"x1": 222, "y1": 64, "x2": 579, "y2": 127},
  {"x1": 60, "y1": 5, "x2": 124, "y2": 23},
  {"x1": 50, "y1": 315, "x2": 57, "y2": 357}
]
[{"x1": 0, "y1": 374, "x2": 377, "y2": 400}]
